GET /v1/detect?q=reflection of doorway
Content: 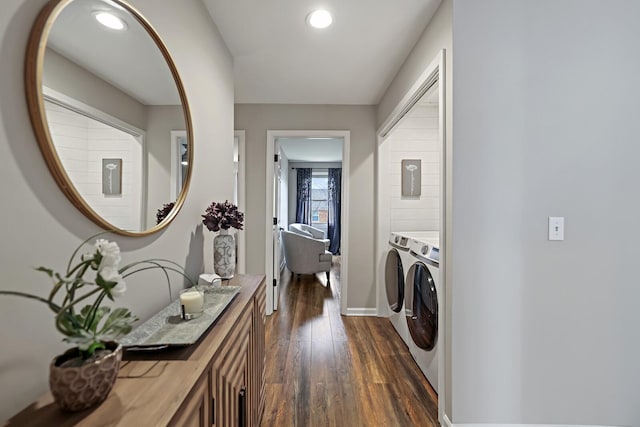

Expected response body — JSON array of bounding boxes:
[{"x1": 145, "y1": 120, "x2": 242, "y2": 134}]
[
  {"x1": 265, "y1": 130, "x2": 350, "y2": 316},
  {"x1": 234, "y1": 130, "x2": 246, "y2": 274},
  {"x1": 170, "y1": 130, "x2": 188, "y2": 201}
]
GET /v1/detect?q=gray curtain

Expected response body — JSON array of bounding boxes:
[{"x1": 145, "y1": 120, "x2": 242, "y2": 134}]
[
  {"x1": 328, "y1": 168, "x2": 341, "y2": 254},
  {"x1": 295, "y1": 168, "x2": 312, "y2": 224}
]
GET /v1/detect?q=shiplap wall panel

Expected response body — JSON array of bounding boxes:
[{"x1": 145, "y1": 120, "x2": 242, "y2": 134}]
[
  {"x1": 386, "y1": 104, "x2": 440, "y2": 232},
  {"x1": 44, "y1": 101, "x2": 142, "y2": 231}
]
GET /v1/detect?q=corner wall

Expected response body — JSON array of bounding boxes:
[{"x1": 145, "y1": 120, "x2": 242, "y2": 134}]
[
  {"x1": 0, "y1": 0, "x2": 234, "y2": 420},
  {"x1": 234, "y1": 104, "x2": 377, "y2": 309},
  {"x1": 452, "y1": 0, "x2": 640, "y2": 424}
]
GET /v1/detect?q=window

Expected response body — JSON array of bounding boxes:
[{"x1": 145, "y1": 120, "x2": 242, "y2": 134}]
[{"x1": 311, "y1": 170, "x2": 328, "y2": 228}]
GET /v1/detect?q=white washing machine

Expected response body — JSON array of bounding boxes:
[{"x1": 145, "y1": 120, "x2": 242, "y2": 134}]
[
  {"x1": 405, "y1": 235, "x2": 440, "y2": 393},
  {"x1": 384, "y1": 232, "x2": 412, "y2": 346}
]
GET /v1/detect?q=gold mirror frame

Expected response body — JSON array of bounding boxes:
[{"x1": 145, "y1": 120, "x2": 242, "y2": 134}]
[{"x1": 25, "y1": 0, "x2": 193, "y2": 237}]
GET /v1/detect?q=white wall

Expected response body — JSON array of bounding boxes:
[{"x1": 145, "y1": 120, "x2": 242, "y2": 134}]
[
  {"x1": 452, "y1": 0, "x2": 640, "y2": 425},
  {"x1": 234, "y1": 104, "x2": 376, "y2": 309},
  {"x1": 0, "y1": 0, "x2": 234, "y2": 420},
  {"x1": 386, "y1": 104, "x2": 440, "y2": 232},
  {"x1": 43, "y1": 48, "x2": 148, "y2": 130}
]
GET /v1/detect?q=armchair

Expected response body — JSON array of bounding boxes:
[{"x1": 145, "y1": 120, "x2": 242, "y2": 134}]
[
  {"x1": 281, "y1": 230, "x2": 332, "y2": 285},
  {"x1": 289, "y1": 223, "x2": 331, "y2": 251}
]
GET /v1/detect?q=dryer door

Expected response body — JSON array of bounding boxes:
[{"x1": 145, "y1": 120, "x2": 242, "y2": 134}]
[
  {"x1": 384, "y1": 248, "x2": 404, "y2": 313},
  {"x1": 405, "y1": 262, "x2": 438, "y2": 350}
]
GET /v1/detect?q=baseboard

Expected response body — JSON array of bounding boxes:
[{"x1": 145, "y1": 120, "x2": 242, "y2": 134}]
[
  {"x1": 442, "y1": 414, "x2": 452, "y2": 427},
  {"x1": 444, "y1": 420, "x2": 616, "y2": 427},
  {"x1": 345, "y1": 308, "x2": 377, "y2": 316}
]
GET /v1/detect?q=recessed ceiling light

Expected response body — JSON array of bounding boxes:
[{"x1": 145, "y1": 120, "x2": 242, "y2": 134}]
[
  {"x1": 307, "y1": 10, "x2": 333, "y2": 29},
  {"x1": 95, "y1": 12, "x2": 127, "y2": 30}
]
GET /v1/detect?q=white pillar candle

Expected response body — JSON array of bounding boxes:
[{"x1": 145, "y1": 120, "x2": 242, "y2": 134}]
[{"x1": 180, "y1": 289, "x2": 204, "y2": 314}]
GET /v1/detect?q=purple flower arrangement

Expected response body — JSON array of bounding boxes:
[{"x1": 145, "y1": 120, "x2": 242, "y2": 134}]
[
  {"x1": 156, "y1": 202, "x2": 175, "y2": 225},
  {"x1": 202, "y1": 200, "x2": 244, "y2": 232}
]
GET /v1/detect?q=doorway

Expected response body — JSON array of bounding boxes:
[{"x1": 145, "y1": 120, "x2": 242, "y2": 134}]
[
  {"x1": 234, "y1": 130, "x2": 246, "y2": 273},
  {"x1": 376, "y1": 50, "x2": 447, "y2": 422},
  {"x1": 265, "y1": 130, "x2": 350, "y2": 316}
]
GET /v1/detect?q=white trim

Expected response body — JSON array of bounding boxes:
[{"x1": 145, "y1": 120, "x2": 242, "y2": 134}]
[
  {"x1": 444, "y1": 415, "x2": 621, "y2": 427},
  {"x1": 265, "y1": 130, "x2": 350, "y2": 316},
  {"x1": 377, "y1": 53, "x2": 443, "y2": 138},
  {"x1": 376, "y1": 49, "x2": 447, "y2": 424},
  {"x1": 43, "y1": 86, "x2": 145, "y2": 137},
  {"x1": 234, "y1": 130, "x2": 246, "y2": 274},
  {"x1": 344, "y1": 308, "x2": 377, "y2": 317},
  {"x1": 447, "y1": 424, "x2": 618, "y2": 427},
  {"x1": 443, "y1": 414, "x2": 453, "y2": 427},
  {"x1": 272, "y1": 137, "x2": 281, "y2": 312},
  {"x1": 437, "y1": 49, "x2": 448, "y2": 424}
]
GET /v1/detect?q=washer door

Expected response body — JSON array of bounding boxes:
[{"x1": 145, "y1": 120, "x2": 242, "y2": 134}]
[
  {"x1": 384, "y1": 248, "x2": 404, "y2": 313},
  {"x1": 405, "y1": 262, "x2": 438, "y2": 350}
]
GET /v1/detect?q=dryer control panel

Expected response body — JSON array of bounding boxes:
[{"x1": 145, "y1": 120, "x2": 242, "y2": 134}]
[{"x1": 410, "y1": 239, "x2": 439, "y2": 265}]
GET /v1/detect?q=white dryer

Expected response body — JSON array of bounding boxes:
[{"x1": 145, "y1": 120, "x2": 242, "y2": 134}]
[
  {"x1": 384, "y1": 232, "x2": 412, "y2": 346},
  {"x1": 401, "y1": 231, "x2": 440, "y2": 245},
  {"x1": 405, "y1": 235, "x2": 440, "y2": 393}
]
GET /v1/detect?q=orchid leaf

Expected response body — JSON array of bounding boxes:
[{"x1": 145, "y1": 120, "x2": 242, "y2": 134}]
[
  {"x1": 80, "y1": 305, "x2": 110, "y2": 333},
  {"x1": 98, "y1": 307, "x2": 136, "y2": 338}
]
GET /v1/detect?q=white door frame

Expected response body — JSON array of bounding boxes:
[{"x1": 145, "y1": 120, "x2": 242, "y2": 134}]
[
  {"x1": 265, "y1": 130, "x2": 351, "y2": 316},
  {"x1": 234, "y1": 130, "x2": 246, "y2": 274},
  {"x1": 272, "y1": 139, "x2": 282, "y2": 311},
  {"x1": 376, "y1": 49, "x2": 447, "y2": 424}
]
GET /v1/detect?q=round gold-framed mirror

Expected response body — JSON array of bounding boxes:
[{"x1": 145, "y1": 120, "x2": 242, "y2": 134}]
[{"x1": 25, "y1": 0, "x2": 193, "y2": 236}]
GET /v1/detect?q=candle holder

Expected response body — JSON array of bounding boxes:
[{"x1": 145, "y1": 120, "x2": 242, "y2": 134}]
[{"x1": 179, "y1": 287, "x2": 204, "y2": 320}]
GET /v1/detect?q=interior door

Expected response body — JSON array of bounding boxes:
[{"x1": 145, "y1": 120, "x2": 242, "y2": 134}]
[{"x1": 272, "y1": 141, "x2": 282, "y2": 311}]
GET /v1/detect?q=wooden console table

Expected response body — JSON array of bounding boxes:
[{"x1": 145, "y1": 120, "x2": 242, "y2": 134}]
[{"x1": 4, "y1": 274, "x2": 266, "y2": 427}]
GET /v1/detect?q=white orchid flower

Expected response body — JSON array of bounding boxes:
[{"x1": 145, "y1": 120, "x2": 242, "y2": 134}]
[
  {"x1": 110, "y1": 279, "x2": 127, "y2": 298},
  {"x1": 95, "y1": 239, "x2": 121, "y2": 270},
  {"x1": 99, "y1": 266, "x2": 121, "y2": 282},
  {"x1": 99, "y1": 266, "x2": 127, "y2": 298}
]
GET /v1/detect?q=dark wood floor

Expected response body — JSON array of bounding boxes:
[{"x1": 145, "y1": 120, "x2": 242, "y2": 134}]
[{"x1": 262, "y1": 258, "x2": 439, "y2": 426}]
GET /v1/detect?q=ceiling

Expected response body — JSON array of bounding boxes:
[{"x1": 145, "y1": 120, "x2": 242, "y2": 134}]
[
  {"x1": 203, "y1": 0, "x2": 442, "y2": 105},
  {"x1": 48, "y1": 0, "x2": 180, "y2": 105},
  {"x1": 279, "y1": 138, "x2": 343, "y2": 162}
]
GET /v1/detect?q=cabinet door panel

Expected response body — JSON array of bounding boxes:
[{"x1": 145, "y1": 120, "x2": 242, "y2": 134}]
[
  {"x1": 213, "y1": 308, "x2": 251, "y2": 427},
  {"x1": 252, "y1": 285, "x2": 266, "y2": 426},
  {"x1": 172, "y1": 374, "x2": 210, "y2": 427}
]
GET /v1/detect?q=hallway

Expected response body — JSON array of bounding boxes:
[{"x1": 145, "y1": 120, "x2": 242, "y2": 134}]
[{"x1": 262, "y1": 259, "x2": 439, "y2": 426}]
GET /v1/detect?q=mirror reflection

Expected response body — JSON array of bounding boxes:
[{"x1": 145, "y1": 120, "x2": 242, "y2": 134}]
[{"x1": 38, "y1": 0, "x2": 190, "y2": 233}]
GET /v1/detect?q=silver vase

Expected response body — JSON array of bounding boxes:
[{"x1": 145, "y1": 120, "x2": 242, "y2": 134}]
[{"x1": 213, "y1": 229, "x2": 235, "y2": 279}]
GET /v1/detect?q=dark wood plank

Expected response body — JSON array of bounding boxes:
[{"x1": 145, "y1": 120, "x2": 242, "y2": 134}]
[{"x1": 263, "y1": 257, "x2": 438, "y2": 426}]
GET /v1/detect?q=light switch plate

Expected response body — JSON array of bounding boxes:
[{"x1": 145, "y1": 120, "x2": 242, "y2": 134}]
[{"x1": 548, "y1": 217, "x2": 565, "y2": 241}]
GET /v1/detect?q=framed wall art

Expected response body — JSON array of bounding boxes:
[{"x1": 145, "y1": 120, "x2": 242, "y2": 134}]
[
  {"x1": 401, "y1": 159, "x2": 421, "y2": 197},
  {"x1": 102, "y1": 158, "x2": 122, "y2": 195}
]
